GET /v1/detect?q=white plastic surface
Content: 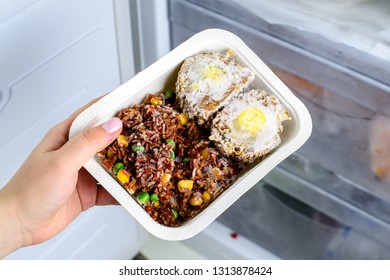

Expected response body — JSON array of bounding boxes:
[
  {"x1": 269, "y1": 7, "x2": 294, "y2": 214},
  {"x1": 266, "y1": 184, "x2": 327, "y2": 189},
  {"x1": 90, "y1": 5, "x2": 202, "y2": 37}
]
[
  {"x1": 0, "y1": 0, "x2": 120, "y2": 187},
  {"x1": 142, "y1": 220, "x2": 280, "y2": 259},
  {"x1": 69, "y1": 29, "x2": 312, "y2": 241},
  {"x1": 1, "y1": 0, "x2": 149, "y2": 260},
  {"x1": 6, "y1": 206, "x2": 149, "y2": 260}
]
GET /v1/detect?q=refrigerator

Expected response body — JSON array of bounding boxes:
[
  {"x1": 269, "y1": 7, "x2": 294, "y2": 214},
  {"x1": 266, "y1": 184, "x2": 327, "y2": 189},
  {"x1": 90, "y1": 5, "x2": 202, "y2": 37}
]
[{"x1": 2, "y1": 0, "x2": 390, "y2": 259}]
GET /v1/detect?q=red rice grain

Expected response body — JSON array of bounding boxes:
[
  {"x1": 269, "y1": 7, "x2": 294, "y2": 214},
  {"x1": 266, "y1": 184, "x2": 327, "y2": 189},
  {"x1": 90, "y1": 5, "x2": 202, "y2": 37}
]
[{"x1": 97, "y1": 91, "x2": 242, "y2": 227}]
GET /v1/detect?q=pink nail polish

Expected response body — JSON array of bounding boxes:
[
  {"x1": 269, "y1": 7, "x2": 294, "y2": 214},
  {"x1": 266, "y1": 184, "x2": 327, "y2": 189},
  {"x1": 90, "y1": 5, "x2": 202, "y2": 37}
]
[{"x1": 101, "y1": 117, "x2": 122, "y2": 133}]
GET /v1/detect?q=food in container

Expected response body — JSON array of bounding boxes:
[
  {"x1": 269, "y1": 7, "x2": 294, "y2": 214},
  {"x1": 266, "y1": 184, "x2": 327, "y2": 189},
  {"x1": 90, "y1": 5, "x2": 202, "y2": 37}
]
[
  {"x1": 97, "y1": 91, "x2": 241, "y2": 227},
  {"x1": 210, "y1": 89, "x2": 290, "y2": 163},
  {"x1": 176, "y1": 51, "x2": 255, "y2": 125},
  {"x1": 69, "y1": 29, "x2": 312, "y2": 240},
  {"x1": 96, "y1": 50, "x2": 290, "y2": 228}
]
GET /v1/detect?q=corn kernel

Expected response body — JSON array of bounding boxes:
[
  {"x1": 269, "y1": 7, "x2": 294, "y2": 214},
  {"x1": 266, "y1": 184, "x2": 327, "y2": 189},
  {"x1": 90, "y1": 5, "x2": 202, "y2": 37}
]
[
  {"x1": 201, "y1": 148, "x2": 209, "y2": 160},
  {"x1": 153, "y1": 201, "x2": 160, "y2": 207},
  {"x1": 150, "y1": 97, "x2": 162, "y2": 105},
  {"x1": 161, "y1": 173, "x2": 171, "y2": 183},
  {"x1": 235, "y1": 107, "x2": 266, "y2": 134},
  {"x1": 106, "y1": 148, "x2": 114, "y2": 158},
  {"x1": 177, "y1": 180, "x2": 193, "y2": 193},
  {"x1": 189, "y1": 195, "x2": 203, "y2": 206},
  {"x1": 178, "y1": 113, "x2": 188, "y2": 125},
  {"x1": 117, "y1": 169, "x2": 130, "y2": 184},
  {"x1": 117, "y1": 135, "x2": 129, "y2": 147},
  {"x1": 202, "y1": 191, "x2": 211, "y2": 201},
  {"x1": 212, "y1": 167, "x2": 222, "y2": 179}
]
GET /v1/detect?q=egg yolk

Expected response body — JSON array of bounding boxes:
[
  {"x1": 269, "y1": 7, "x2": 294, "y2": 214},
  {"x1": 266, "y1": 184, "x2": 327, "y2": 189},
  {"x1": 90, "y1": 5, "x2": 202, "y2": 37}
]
[
  {"x1": 203, "y1": 64, "x2": 225, "y2": 83},
  {"x1": 235, "y1": 107, "x2": 266, "y2": 134},
  {"x1": 192, "y1": 83, "x2": 200, "y2": 90}
]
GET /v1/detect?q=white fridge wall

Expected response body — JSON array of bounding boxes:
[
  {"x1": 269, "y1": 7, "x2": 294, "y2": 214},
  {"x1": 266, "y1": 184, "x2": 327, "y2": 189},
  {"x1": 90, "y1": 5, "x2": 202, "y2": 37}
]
[
  {"x1": 6, "y1": 206, "x2": 149, "y2": 260},
  {"x1": 1, "y1": 0, "x2": 149, "y2": 259}
]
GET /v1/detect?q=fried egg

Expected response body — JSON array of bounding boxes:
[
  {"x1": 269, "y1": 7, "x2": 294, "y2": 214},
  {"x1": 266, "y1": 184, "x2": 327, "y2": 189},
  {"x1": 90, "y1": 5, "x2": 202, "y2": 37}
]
[
  {"x1": 210, "y1": 89, "x2": 290, "y2": 163},
  {"x1": 176, "y1": 51, "x2": 255, "y2": 125}
]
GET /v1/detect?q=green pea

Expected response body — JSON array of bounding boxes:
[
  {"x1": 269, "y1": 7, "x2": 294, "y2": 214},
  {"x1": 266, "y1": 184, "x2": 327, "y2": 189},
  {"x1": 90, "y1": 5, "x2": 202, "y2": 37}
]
[
  {"x1": 170, "y1": 151, "x2": 175, "y2": 160},
  {"x1": 137, "y1": 191, "x2": 149, "y2": 204},
  {"x1": 112, "y1": 162, "x2": 124, "y2": 174},
  {"x1": 183, "y1": 157, "x2": 190, "y2": 164},
  {"x1": 132, "y1": 144, "x2": 145, "y2": 153},
  {"x1": 150, "y1": 193, "x2": 159, "y2": 202},
  {"x1": 165, "y1": 139, "x2": 175, "y2": 148},
  {"x1": 165, "y1": 90, "x2": 175, "y2": 101},
  {"x1": 171, "y1": 209, "x2": 178, "y2": 219}
]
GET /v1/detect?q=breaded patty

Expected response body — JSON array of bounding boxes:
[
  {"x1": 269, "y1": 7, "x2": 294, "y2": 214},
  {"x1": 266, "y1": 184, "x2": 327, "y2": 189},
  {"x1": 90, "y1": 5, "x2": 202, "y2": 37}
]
[
  {"x1": 176, "y1": 51, "x2": 255, "y2": 126},
  {"x1": 209, "y1": 89, "x2": 290, "y2": 163}
]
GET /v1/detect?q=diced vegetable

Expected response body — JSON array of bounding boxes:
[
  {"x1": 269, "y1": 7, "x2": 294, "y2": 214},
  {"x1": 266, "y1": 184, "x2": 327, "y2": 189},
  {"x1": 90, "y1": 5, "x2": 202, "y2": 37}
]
[
  {"x1": 177, "y1": 180, "x2": 193, "y2": 192},
  {"x1": 171, "y1": 209, "x2": 178, "y2": 219},
  {"x1": 164, "y1": 90, "x2": 175, "y2": 102},
  {"x1": 117, "y1": 169, "x2": 130, "y2": 184},
  {"x1": 106, "y1": 148, "x2": 114, "y2": 158},
  {"x1": 112, "y1": 162, "x2": 124, "y2": 174},
  {"x1": 161, "y1": 173, "x2": 171, "y2": 183},
  {"x1": 165, "y1": 138, "x2": 175, "y2": 148},
  {"x1": 132, "y1": 144, "x2": 145, "y2": 153},
  {"x1": 213, "y1": 167, "x2": 222, "y2": 179},
  {"x1": 117, "y1": 135, "x2": 129, "y2": 147},
  {"x1": 137, "y1": 191, "x2": 150, "y2": 204},
  {"x1": 150, "y1": 97, "x2": 162, "y2": 105},
  {"x1": 150, "y1": 193, "x2": 159, "y2": 202},
  {"x1": 189, "y1": 195, "x2": 203, "y2": 206},
  {"x1": 178, "y1": 113, "x2": 188, "y2": 125},
  {"x1": 202, "y1": 191, "x2": 211, "y2": 201},
  {"x1": 201, "y1": 148, "x2": 209, "y2": 160}
]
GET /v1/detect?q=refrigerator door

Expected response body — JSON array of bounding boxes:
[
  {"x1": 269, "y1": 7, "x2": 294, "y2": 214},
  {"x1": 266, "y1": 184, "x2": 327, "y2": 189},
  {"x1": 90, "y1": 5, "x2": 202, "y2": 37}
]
[{"x1": 1, "y1": 0, "x2": 149, "y2": 259}]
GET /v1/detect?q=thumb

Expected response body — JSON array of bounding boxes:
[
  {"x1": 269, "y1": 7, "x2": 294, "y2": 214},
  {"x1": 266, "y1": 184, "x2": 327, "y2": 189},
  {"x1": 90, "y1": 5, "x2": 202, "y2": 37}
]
[{"x1": 58, "y1": 117, "x2": 122, "y2": 172}]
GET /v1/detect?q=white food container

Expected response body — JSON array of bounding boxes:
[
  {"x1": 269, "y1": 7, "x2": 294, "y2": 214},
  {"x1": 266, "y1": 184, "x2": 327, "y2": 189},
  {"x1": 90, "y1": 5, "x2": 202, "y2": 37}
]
[{"x1": 69, "y1": 29, "x2": 312, "y2": 240}]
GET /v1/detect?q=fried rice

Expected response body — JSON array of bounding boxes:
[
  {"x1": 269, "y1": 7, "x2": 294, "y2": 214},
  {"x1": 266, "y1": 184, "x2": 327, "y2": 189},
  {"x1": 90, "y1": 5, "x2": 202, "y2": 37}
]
[{"x1": 97, "y1": 91, "x2": 242, "y2": 227}]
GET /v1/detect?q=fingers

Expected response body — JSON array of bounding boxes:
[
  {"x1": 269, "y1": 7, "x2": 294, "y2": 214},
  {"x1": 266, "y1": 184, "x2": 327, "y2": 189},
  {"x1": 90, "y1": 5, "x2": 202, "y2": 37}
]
[
  {"x1": 96, "y1": 186, "x2": 120, "y2": 206},
  {"x1": 77, "y1": 169, "x2": 119, "y2": 211},
  {"x1": 56, "y1": 117, "x2": 123, "y2": 173}
]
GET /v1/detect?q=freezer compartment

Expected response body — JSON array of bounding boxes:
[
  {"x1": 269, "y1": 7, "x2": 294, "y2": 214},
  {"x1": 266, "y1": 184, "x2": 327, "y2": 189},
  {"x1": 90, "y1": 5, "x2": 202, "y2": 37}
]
[
  {"x1": 182, "y1": 0, "x2": 390, "y2": 86},
  {"x1": 270, "y1": 67, "x2": 390, "y2": 202},
  {"x1": 218, "y1": 180, "x2": 390, "y2": 259},
  {"x1": 168, "y1": 0, "x2": 390, "y2": 212}
]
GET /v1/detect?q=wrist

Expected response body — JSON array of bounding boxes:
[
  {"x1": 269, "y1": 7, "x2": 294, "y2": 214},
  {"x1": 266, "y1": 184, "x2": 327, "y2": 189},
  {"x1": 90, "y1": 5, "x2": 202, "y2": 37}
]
[{"x1": 0, "y1": 184, "x2": 29, "y2": 258}]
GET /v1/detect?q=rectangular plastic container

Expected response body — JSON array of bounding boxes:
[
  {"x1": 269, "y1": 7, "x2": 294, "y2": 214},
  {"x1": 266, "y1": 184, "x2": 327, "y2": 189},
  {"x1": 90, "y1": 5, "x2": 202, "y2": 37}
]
[{"x1": 69, "y1": 29, "x2": 312, "y2": 240}]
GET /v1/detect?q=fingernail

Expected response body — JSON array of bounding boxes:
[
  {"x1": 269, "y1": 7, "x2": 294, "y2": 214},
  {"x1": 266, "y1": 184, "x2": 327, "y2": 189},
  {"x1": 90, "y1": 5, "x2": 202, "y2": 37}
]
[{"x1": 101, "y1": 117, "x2": 122, "y2": 133}]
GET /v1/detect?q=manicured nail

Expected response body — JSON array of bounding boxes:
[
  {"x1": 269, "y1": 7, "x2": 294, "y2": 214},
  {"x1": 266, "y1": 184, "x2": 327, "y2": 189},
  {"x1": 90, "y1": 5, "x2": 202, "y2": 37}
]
[{"x1": 101, "y1": 117, "x2": 122, "y2": 133}]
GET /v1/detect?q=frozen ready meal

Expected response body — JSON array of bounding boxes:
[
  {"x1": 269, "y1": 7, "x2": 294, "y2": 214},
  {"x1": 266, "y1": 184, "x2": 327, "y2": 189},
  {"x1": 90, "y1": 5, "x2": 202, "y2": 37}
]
[
  {"x1": 69, "y1": 29, "x2": 312, "y2": 240},
  {"x1": 97, "y1": 51, "x2": 290, "y2": 227}
]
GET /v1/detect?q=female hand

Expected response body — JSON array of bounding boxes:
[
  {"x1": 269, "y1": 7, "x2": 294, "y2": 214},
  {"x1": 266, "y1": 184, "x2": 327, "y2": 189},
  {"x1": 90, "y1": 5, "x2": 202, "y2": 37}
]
[{"x1": 0, "y1": 101, "x2": 122, "y2": 258}]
